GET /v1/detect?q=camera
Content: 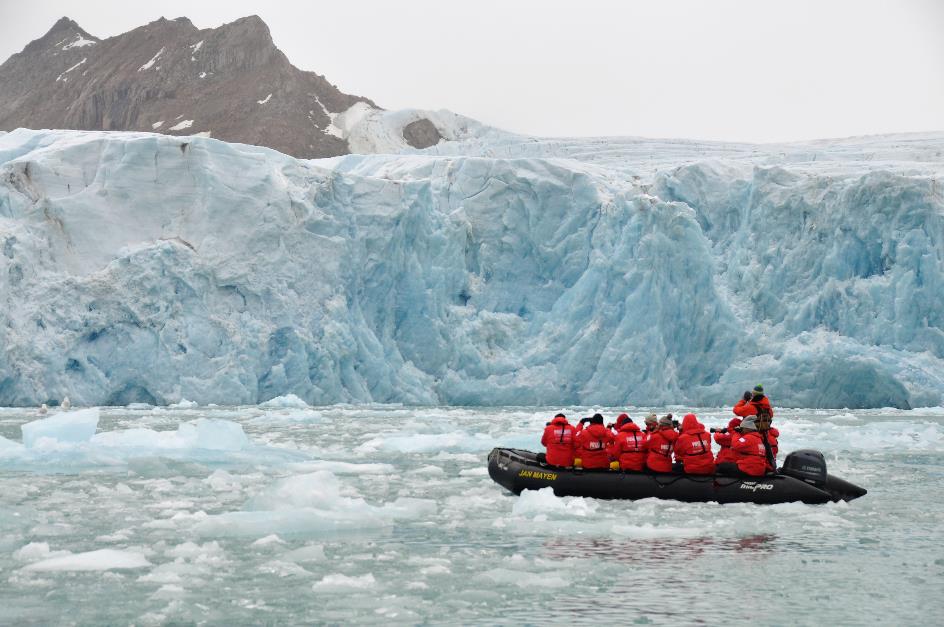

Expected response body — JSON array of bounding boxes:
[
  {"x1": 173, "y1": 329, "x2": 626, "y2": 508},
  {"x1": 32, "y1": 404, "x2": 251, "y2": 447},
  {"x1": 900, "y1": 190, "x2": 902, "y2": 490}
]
[{"x1": 709, "y1": 427, "x2": 728, "y2": 434}]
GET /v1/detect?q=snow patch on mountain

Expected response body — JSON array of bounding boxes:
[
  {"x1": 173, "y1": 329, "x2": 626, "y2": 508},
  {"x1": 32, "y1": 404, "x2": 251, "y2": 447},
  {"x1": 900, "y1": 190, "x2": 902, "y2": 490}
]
[
  {"x1": 330, "y1": 104, "x2": 510, "y2": 154},
  {"x1": 138, "y1": 47, "x2": 165, "y2": 72}
]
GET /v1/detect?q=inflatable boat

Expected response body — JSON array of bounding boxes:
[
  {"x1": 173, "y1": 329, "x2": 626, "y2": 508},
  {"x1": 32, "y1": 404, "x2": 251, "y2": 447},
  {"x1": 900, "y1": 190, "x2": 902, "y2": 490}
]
[{"x1": 487, "y1": 448, "x2": 866, "y2": 505}]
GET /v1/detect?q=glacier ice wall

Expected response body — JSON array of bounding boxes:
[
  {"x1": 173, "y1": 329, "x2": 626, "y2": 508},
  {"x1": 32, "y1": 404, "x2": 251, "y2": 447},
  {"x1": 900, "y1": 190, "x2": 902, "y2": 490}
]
[{"x1": 0, "y1": 128, "x2": 942, "y2": 408}]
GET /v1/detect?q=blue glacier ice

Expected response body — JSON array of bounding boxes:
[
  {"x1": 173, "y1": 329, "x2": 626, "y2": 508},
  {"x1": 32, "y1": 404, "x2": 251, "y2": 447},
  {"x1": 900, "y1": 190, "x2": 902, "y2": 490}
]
[{"x1": 0, "y1": 126, "x2": 942, "y2": 408}]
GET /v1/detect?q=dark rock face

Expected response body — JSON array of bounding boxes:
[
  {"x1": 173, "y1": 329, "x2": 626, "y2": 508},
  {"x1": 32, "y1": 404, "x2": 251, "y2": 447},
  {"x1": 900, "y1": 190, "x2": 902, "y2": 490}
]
[
  {"x1": 402, "y1": 118, "x2": 443, "y2": 149},
  {"x1": 0, "y1": 15, "x2": 377, "y2": 158}
]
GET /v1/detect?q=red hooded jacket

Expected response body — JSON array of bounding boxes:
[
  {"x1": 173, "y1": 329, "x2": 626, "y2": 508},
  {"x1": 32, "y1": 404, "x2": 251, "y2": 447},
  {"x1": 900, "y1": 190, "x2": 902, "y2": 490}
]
[
  {"x1": 732, "y1": 399, "x2": 757, "y2": 418},
  {"x1": 713, "y1": 417, "x2": 743, "y2": 464},
  {"x1": 645, "y1": 426, "x2": 678, "y2": 473},
  {"x1": 732, "y1": 431, "x2": 768, "y2": 476},
  {"x1": 541, "y1": 416, "x2": 576, "y2": 467},
  {"x1": 673, "y1": 414, "x2": 715, "y2": 474},
  {"x1": 576, "y1": 423, "x2": 615, "y2": 469},
  {"x1": 734, "y1": 395, "x2": 774, "y2": 418},
  {"x1": 610, "y1": 422, "x2": 648, "y2": 471}
]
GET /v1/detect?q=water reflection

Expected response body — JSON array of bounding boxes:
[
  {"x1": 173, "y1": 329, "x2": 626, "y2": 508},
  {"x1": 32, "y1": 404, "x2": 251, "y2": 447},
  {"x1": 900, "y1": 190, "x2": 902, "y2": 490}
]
[{"x1": 541, "y1": 533, "x2": 778, "y2": 563}]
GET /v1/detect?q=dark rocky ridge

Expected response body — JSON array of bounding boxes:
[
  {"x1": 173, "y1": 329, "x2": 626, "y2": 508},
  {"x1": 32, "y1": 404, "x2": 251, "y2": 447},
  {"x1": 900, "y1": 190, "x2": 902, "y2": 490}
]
[{"x1": 0, "y1": 16, "x2": 383, "y2": 158}]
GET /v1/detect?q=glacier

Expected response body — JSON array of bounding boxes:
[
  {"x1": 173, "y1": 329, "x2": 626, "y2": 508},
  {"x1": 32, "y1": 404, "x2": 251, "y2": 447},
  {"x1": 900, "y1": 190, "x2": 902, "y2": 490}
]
[{"x1": 0, "y1": 125, "x2": 942, "y2": 408}]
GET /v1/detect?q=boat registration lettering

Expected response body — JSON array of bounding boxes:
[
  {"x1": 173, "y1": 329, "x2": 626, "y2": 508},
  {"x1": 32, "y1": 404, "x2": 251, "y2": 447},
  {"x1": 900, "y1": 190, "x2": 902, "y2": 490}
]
[{"x1": 518, "y1": 470, "x2": 557, "y2": 481}]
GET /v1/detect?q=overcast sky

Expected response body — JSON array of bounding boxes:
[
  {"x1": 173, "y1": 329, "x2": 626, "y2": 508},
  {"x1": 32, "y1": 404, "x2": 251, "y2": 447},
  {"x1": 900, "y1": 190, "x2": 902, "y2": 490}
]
[{"x1": 1, "y1": 0, "x2": 942, "y2": 143}]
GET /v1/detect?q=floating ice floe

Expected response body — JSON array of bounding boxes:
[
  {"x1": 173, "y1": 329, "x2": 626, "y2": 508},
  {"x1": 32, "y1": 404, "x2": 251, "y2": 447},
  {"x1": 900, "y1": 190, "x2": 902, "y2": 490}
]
[
  {"x1": 258, "y1": 394, "x2": 309, "y2": 409},
  {"x1": 192, "y1": 470, "x2": 436, "y2": 537},
  {"x1": 23, "y1": 548, "x2": 151, "y2": 572},
  {"x1": 21, "y1": 408, "x2": 99, "y2": 448}
]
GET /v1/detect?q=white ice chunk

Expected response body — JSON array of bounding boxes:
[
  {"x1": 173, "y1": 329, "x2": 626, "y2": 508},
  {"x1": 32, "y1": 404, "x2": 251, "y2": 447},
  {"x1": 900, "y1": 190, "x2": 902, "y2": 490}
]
[
  {"x1": 311, "y1": 573, "x2": 376, "y2": 591},
  {"x1": 92, "y1": 418, "x2": 249, "y2": 451},
  {"x1": 24, "y1": 548, "x2": 151, "y2": 571},
  {"x1": 258, "y1": 394, "x2": 309, "y2": 409},
  {"x1": 193, "y1": 471, "x2": 436, "y2": 536},
  {"x1": 13, "y1": 542, "x2": 70, "y2": 562},
  {"x1": 252, "y1": 534, "x2": 285, "y2": 547},
  {"x1": 511, "y1": 487, "x2": 598, "y2": 518},
  {"x1": 257, "y1": 93, "x2": 273, "y2": 105},
  {"x1": 0, "y1": 434, "x2": 24, "y2": 453},
  {"x1": 169, "y1": 399, "x2": 198, "y2": 409},
  {"x1": 21, "y1": 408, "x2": 100, "y2": 448}
]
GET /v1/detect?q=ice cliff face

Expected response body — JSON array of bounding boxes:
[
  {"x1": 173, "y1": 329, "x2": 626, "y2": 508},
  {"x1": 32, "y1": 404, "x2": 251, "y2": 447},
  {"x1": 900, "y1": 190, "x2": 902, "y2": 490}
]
[{"x1": 1, "y1": 128, "x2": 942, "y2": 408}]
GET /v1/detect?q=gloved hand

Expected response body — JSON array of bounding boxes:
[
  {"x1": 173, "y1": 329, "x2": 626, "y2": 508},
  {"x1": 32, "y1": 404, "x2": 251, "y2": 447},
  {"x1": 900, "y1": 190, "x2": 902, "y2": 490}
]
[
  {"x1": 743, "y1": 391, "x2": 752, "y2": 402},
  {"x1": 579, "y1": 417, "x2": 590, "y2": 424}
]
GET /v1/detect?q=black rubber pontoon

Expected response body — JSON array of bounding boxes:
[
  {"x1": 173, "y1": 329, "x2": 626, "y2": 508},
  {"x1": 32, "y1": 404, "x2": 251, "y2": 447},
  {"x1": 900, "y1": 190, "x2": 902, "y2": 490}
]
[{"x1": 487, "y1": 448, "x2": 866, "y2": 505}]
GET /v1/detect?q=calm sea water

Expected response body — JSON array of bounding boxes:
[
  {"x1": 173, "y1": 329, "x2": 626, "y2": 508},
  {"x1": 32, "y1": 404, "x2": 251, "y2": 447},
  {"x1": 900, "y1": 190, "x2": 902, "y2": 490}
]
[{"x1": 0, "y1": 404, "x2": 941, "y2": 625}]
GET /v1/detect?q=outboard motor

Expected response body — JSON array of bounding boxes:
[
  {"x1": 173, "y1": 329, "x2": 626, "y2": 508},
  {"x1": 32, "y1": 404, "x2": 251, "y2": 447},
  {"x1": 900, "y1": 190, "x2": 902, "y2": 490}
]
[{"x1": 780, "y1": 449, "x2": 827, "y2": 488}]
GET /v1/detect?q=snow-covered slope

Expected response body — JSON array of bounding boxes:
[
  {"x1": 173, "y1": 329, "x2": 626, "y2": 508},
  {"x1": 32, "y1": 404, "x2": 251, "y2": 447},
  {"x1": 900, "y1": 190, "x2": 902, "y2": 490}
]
[{"x1": 1, "y1": 128, "x2": 942, "y2": 408}]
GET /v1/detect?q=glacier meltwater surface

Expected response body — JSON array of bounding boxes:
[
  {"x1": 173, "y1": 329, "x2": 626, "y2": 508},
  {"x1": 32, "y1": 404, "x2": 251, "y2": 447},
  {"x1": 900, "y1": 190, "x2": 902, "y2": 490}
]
[
  {"x1": 0, "y1": 403, "x2": 941, "y2": 624},
  {"x1": 0, "y1": 127, "x2": 943, "y2": 408}
]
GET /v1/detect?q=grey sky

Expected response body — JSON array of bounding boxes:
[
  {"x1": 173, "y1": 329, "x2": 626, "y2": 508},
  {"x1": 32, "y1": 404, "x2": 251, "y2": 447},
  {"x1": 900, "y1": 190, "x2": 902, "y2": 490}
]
[{"x1": 2, "y1": 0, "x2": 942, "y2": 143}]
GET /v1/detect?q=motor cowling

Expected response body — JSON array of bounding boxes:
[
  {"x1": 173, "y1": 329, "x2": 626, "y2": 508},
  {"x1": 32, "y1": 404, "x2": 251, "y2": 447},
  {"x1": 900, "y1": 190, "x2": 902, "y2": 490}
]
[{"x1": 780, "y1": 449, "x2": 827, "y2": 487}]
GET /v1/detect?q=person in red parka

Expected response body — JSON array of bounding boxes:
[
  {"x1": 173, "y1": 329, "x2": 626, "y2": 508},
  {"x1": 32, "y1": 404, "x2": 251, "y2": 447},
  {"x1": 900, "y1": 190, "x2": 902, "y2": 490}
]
[
  {"x1": 645, "y1": 415, "x2": 679, "y2": 473},
  {"x1": 610, "y1": 418, "x2": 648, "y2": 471},
  {"x1": 730, "y1": 419, "x2": 768, "y2": 477},
  {"x1": 609, "y1": 412, "x2": 632, "y2": 435},
  {"x1": 575, "y1": 414, "x2": 615, "y2": 469},
  {"x1": 541, "y1": 413, "x2": 576, "y2": 467},
  {"x1": 713, "y1": 417, "x2": 742, "y2": 465},
  {"x1": 748, "y1": 384, "x2": 774, "y2": 417},
  {"x1": 673, "y1": 413, "x2": 715, "y2": 474}
]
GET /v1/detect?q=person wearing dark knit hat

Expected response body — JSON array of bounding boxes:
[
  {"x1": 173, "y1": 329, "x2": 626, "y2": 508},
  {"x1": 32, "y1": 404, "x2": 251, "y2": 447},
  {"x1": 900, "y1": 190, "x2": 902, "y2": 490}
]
[{"x1": 575, "y1": 413, "x2": 614, "y2": 469}]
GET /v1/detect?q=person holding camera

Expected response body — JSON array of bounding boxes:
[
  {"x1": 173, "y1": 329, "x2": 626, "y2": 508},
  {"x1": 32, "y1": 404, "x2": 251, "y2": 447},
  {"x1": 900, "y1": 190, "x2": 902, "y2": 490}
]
[
  {"x1": 733, "y1": 385, "x2": 779, "y2": 470},
  {"x1": 673, "y1": 413, "x2": 715, "y2": 474},
  {"x1": 735, "y1": 384, "x2": 775, "y2": 418},
  {"x1": 575, "y1": 413, "x2": 615, "y2": 469},
  {"x1": 645, "y1": 414, "x2": 679, "y2": 473},
  {"x1": 728, "y1": 418, "x2": 768, "y2": 476},
  {"x1": 541, "y1": 412, "x2": 576, "y2": 468},
  {"x1": 609, "y1": 416, "x2": 648, "y2": 471}
]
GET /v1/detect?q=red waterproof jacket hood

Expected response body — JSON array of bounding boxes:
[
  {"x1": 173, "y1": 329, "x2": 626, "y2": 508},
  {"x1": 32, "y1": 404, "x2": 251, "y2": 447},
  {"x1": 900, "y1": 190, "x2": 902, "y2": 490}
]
[
  {"x1": 681, "y1": 413, "x2": 702, "y2": 433},
  {"x1": 619, "y1": 421, "x2": 642, "y2": 434},
  {"x1": 550, "y1": 416, "x2": 569, "y2": 426}
]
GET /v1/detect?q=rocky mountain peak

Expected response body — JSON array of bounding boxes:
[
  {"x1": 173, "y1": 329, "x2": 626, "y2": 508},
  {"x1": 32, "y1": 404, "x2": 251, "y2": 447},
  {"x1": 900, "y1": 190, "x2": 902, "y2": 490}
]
[{"x1": 0, "y1": 15, "x2": 410, "y2": 158}]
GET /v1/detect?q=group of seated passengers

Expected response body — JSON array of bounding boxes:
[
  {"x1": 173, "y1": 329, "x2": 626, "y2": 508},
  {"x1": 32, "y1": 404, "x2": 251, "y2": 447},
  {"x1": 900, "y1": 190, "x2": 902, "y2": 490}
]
[{"x1": 540, "y1": 385, "x2": 779, "y2": 477}]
